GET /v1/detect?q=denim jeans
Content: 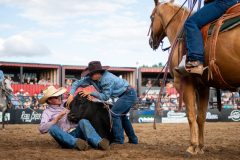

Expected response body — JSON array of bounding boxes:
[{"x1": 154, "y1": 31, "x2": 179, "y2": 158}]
[
  {"x1": 49, "y1": 119, "x2": 102, "y2": 148},
  {"x1": 111, "y1": 88, "x2": 138, "y2": 144},
  {"x1": 184, "y1": 0, "x2": 237, "y2": 63}
]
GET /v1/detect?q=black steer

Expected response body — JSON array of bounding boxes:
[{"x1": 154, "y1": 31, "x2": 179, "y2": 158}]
[{"x1": 67, "y1": 94, "x2": 113, "y2": 141}]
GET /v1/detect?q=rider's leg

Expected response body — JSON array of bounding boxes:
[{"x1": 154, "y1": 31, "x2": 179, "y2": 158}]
[{"x1": 184, "y1": 0, "x2": 237, "y2": 73}]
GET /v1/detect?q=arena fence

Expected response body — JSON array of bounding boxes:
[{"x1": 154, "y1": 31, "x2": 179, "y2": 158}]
[
  {"x1": 0, "y1": 108, "x2": 239, "y2": 124},
  {"x1": 130, "y1": 109, "x2": 240, "y2": 123}
]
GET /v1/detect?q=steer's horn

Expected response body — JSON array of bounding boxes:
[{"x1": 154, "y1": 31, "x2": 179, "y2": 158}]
[
  {"x1": 169, "y1": 0, "x2": 175, "y2": 3},
  {"x1": 154, "y1": 0, "x2": 159, "y2": 6}
]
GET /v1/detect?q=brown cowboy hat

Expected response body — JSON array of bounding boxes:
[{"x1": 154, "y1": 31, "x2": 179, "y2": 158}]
[{"x1": 81, "y1": 61, "x2": 109, "y2": 77}]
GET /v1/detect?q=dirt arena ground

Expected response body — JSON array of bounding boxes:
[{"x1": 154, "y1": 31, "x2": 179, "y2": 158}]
[{"x1": 0, "y1": 123, "x2": 239, "y2": 160}]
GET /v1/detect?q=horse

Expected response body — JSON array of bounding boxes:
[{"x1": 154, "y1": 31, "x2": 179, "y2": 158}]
[
  {"x1": 67, "y1": 94, "x2": 113, "y2": 141},
  {"x1": 0, "y1": 78, "x2": 13, "y2": 129},
  {"x1": 148, "y1": 0, "x2": 240, "y2": 156}
]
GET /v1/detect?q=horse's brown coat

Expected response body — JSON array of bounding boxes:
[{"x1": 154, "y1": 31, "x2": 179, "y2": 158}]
[{"x1": 149, "y1": 1, "x2": 240, "y2": 155}]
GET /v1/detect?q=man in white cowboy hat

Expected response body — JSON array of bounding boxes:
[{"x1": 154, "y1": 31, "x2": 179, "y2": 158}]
[
  {"x1": 67, "y1": 61, "x2": 138, "y2": 145},
  {"x1": 38, "y1": 86, "x2": 110, "y2": 151}
]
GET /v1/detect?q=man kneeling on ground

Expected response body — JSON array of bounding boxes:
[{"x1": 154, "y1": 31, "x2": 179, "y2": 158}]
[{"x1": 38, "y1": 86, "x2": 109, "y2": 151}]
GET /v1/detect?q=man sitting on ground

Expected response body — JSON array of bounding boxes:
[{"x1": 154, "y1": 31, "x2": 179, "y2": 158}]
[{"x1": 38, "y1": 86, "x2": 109, "y2": 151}]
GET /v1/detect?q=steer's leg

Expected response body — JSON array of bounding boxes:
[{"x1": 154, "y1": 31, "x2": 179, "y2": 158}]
[{"x1": 196, "y1": 86, "x2": 209, "y2": 154}]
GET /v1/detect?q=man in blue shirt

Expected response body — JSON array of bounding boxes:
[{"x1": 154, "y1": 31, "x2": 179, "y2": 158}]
[{"x1": 67, "y1": 61, "x2": 138, "y2": 144}]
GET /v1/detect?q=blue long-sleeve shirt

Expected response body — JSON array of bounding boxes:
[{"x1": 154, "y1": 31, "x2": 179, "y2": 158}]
[{"x1": 70, "y1": 71, "x2": 129, "y2": 101}]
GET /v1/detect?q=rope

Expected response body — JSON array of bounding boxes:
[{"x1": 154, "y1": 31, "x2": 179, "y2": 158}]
[
  {"x1": 152, "y1": 0, "x2": 200, "y2": 129},
  {"x1": 102, "y1": 102, "x2": 128, "y2": 116},
  {"x1": 102, "y1": 102, "x2": 114, "y2": 132}
]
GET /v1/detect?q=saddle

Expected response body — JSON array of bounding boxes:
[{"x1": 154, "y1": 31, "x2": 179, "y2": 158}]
[{"x1": 201, "y1": 3, "x2": 240, "y2": 90}]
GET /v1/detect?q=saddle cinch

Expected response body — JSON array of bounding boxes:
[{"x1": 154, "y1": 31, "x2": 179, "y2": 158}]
[{"x1": 179, "y1": 3, "x2": 240, "y2": 90}]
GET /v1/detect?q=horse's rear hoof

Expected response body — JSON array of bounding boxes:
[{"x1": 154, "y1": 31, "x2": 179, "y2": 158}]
[
  {"x1": 184, "y1": 151, "x2": 193, "y2": 158},
  {"x1": 196, "y1": 147, "x2": 204, "y2": 154},
  {"x1": 185, "y1": 146, "x2": 198, "y2": 157}
]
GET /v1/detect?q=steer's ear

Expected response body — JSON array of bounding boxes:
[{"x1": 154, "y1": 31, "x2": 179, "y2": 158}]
[
  {"x1": 154, "y1": 0, "x2": 159, "y2": 6},
  {"x1": 76, "y1": 93, "x2": 88, "y2": 104}
]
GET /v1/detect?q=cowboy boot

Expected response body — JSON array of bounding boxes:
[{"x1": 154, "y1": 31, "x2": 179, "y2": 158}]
[
  {"x1": 76, "y1": 139, "x2": 88, "y2": 151},
  {"x1": 186, "y1": 60, "x2": 204, "y2": 75},
  {"x1": 98, "y1": 138, "x2": 110, "y2": 150}
]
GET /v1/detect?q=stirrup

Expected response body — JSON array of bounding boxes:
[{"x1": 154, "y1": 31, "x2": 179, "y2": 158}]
[
  {"x1": 175, "y1": 55, "x2": 207, "y2": 76},
  {"x1": 174, "y1": 55, "x2": 190, "y2": 76}
]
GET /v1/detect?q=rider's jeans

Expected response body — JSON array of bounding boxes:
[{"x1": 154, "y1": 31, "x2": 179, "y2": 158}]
[{"x1": 185, "y1": 0, "x2": 237, "y2": 63}]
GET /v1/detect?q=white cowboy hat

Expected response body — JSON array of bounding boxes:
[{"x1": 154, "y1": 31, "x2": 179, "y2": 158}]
[{"x1": 39, "y1": 86, "x2": 67, "y2": 104}]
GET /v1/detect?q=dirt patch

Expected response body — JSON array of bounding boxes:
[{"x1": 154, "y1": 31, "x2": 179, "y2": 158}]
[{"x1": 0, "y1": 123, "x2": 239, "y2": 160}]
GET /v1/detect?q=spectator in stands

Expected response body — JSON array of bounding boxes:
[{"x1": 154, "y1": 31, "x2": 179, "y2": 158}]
[
  {"x1": 11, "y1": 94, "x2": 21, "y2": 109},
  {"x1": 66, "y1": 79, "x2": 73, "y2": 87},
  {"x1": 18, "y1": 89, "x2": 25, "y2": 107},
  {"x1": 149, "y1": 101, "x2": 155, "y2": 110},
  {"x1": 33, "y1": 78, "x2": 38, "y2": 84},
  {"x1": 232, "y1": 92, "x2": 239, "y2": 105},
  {"x1": 23, "y1": 92, "x2": 31, "y2": 101},
  {"x1": 222, "y1": 91, "x2": 231, "y2": 105},
  {"x1": 37, "y1": 90, "x2": 43, "y2": 99},
  {"x1": 23, "y1": 99, "x2": 31, "y2": 109},
  {"x1": 145, "y1": 96, "x2": 153, "y2": 107},
  {"x1": 152, "y1": 92, "x2": 158, "y2": 100},
  {"x1": 46, "y1": 78, "x2": 53, "y2": 85},
  {"x1": 6, "y1": 75, "x2": 13, "y2": 84},
  {"x1": 37, "y1": 90, "x2": 44, "y2": 109},
  {"x1": 38, "y1": 77, "x2": 46, "y2": 85},
  {"x1": 41, "y1": 103, "x2": 48, "y2": 110},
  {"x1": 139, "y1": 93, "x2": 147, "y2": 103},
  {"x1": 31, "y1": 93, "x2": 39, "y2": 109},
  {"x1": 25, "y1": 77, "x2": 31, "y2": 84},
  {"x1": 146, "y1": 79, "x2": 152, "y2": 88},
  {"x1": 159, "y1": 80, "x2": 162, "y2": 87},
  {"x1": 161, "y1": 102, "x2": 169, "y2": 110},
  {"x1": 21, "y1": 77, "x2": 26, "y2": 84},
  {"x1": 165, "y1": 81, "x2": 178, "y2": 98}
]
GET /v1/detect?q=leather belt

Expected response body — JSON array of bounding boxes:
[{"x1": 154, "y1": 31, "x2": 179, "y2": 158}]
[{"x1": 119, "y1": 86, "x2": 133, "y2": 97}]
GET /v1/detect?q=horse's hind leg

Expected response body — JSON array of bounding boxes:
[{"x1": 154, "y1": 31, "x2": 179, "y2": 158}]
[
  {"x1": 196, "y1": 87, "x2": 209, "y2": 154},
  {"x1": 2, "y1": 106, "x2": 7, "y2": 129},
  {"x1": 183, "y1": 81, "x2": 199, "y2": 155}
]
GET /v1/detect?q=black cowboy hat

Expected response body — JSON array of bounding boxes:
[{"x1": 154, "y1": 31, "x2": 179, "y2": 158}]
[{"x1": 81, "y1": 61, "x2": 110, "y2": 77}]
